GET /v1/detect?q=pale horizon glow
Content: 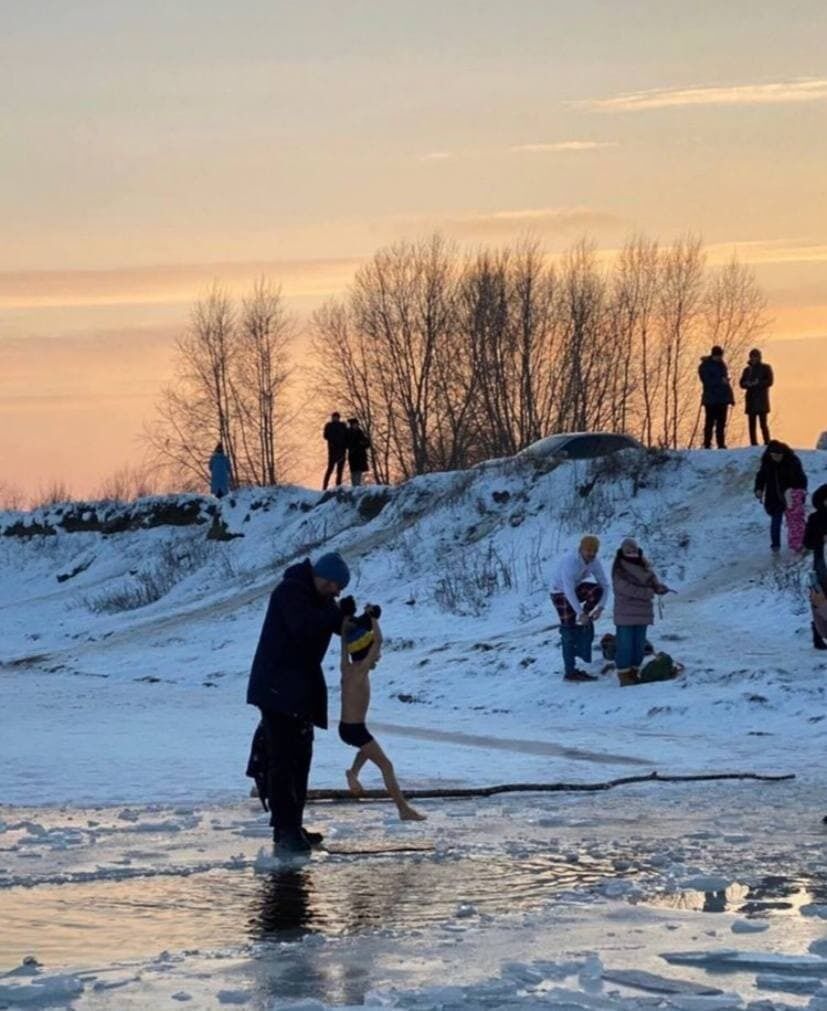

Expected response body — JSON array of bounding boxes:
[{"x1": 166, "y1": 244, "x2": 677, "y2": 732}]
[{"x1": 2, "y1": 1, "x2": 826, "y2": 497}]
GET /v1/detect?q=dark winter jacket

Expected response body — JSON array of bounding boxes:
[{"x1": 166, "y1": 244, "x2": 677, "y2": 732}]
[
  {"x1": 698, "y1": 356, "x2": 735, "y2": 407},
  {"x1": 804, "y1": 484, "x2": 827, "y2": 565},
  {"x1": 739, "y1": 361, "x2": 774, "y2": 415},
  {"x1": 347, "y1": 427, "x2": 371, "y2": 472},
  {"x1": 754, "y1": 445, "x2": 807, "y2": 516},
  {"x1": 209, "y1": 451, "x2": 231, "y2": 496},
  {"x1": 246, "y1": 559, "x2": 344, "y2": 728},
  {"x1": 323, "y1": 420, "x2": 349, "y2": 457}
]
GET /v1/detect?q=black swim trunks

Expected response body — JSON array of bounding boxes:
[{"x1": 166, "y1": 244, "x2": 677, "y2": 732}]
[{"x1": 338, "y1": 721, "x2": 374, "y2": 748}]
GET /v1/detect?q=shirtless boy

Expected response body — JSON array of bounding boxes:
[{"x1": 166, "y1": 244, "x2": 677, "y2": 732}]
[{"x1": 339, "y1": 612, "x2": 426, "y2": 821}]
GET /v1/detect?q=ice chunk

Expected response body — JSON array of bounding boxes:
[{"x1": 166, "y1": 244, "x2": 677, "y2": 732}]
[
  {"x1": 756, "y1": 974, "x2": 823, "y2": 995},
  {"x1": 601, "y1": 969, "x2": 723, "y2": 996},
  {"x1": 0, "y1": 973, "x2": 84, "y2": 1005},
  {"x1": 662, "y1": 950, "x2": 827, "y2": 975},
  {"x1": 801, "y1": 905, "x2": 827, "y2": 919},
  {"x1": 217, "y1": 990, "x2": 252, "y2": 1004},
  {"x1": 731, "y1": 920, "x2": 770, "y2": 934},
  {"x1": 679, "y1": 876, "x2": 732, "y2": 892}
]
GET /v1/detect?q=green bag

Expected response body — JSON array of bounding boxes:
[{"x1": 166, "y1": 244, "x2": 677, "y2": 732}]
[{"x1": 638, "y1": 651, "x2": 678, "y2": 683}]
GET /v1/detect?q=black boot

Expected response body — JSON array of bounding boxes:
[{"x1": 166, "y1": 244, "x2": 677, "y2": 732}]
[{"x1": 814, "y1": 623, "x2": 827, "y2": 651}]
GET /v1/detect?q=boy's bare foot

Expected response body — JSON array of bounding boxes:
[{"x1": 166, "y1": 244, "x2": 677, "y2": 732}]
[
  {"x1": 346, "y1": 769, "x2": 364, "y2": 797},
  {"x1": 399, "y1": 805, "x2": 426, "y2": 821}
]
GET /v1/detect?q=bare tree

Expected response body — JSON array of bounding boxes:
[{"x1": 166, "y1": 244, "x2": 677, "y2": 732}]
[
  {"x1": 233, "y1": 279, "x2": 294, "y2": 485},
  {"x1": 146, "y1": 281, "x2": 293, "y2": 491}
]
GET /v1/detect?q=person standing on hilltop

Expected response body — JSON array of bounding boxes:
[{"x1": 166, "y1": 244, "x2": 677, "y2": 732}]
[
  {"x1": 698, "y1": 345, "x2": 735, "y2": 449},
  {"x1": 346, "y1": 418, "x2": 372, "y2": 487},
  {"x1": 322, "y1": 412, "x2": 349, "y2": 490},
  {"x1": 739, "y1": 348, "x2": 774, "y2": 446},
  {"x1": 549, "y1": 536, "x2": 609, "y2": 682},
  {"x1": 754, "y1": 441, "x2": 808, "y2": 554},
  {"x1": 209, "y1": 442, "x2": 232, "y2": 498}
]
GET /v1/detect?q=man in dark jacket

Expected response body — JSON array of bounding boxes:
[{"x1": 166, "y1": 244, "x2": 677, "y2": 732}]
[
  {"x1": 322, "y1": 412, "x2": 349, "y2": 489},
  {"x1": 739, "y1": 348, "x2": 774, "y2": 446},
  {"x1": 805, "y1": 484, "x2": 827, "y2": 649},
  {"x1": 247, "y1": 551, "x2": 356, "y2": 854},
  {"x1": 698, "y1": 345, "x2": 735, "y2": 449},
  {"x1": 346, "y1": 418, "x2": 372, "y2": 486},
  {"x1": 754, "y1": 441, "x2": 807, "y2": 552}
]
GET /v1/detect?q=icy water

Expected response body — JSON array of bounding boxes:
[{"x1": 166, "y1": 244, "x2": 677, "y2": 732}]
[
  {"x1": 0, "y1": 849, "x2": 632, "y2": 966},
  {"x1": 649, "y1": 871, "x2": 827, "y2": 915}
]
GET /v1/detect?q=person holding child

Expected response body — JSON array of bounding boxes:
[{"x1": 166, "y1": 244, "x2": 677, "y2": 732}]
[
  {"x1": 246, "y1": 551, "x2": 356, "y2": 855},
  {"x1": 612, "y1": 538, "x2": 670, "y2": 686},
  {"x1": 339, "y1": 607, "x2": 426, "y2": 821}
]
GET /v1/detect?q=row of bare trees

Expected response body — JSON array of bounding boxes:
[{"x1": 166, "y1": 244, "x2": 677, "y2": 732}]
[
  {"x1": 312, "y1": 234, "x2": 767, "y2": 482},
  {"x1": 142, "y1": 234, "x2": 767, "y2": 492},
  {"x1": 145, "y1": 280, "x2": 293, "y2": 490}
]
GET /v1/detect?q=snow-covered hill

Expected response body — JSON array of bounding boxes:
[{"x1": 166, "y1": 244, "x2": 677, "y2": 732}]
[{"x1": 2, "y1": 446, "x2": 826, "y2": 806}]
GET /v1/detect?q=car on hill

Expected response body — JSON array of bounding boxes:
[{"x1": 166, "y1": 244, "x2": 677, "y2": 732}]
[{"x1": 518, "y1": 431, "x2": 645, "y2": 460}]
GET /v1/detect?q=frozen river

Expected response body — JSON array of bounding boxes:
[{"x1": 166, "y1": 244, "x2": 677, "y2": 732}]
[{"x1": 3, "y1": 778, "x2": 827, "y2": 1009}]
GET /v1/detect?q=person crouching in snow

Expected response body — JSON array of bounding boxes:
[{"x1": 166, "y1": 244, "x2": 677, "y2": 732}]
[
  {"x1": 754, "y1": 441, "x2": 808, "y2": 553},
  {"x1": 339, "y1": 608, "x2": 426, "y2": 821},
  {"x1": 549, "y1": 535, "x2": 609, "y2": 682},
  {"x1": 612, "y1": 538, "x2": 670, "y2": 686}
]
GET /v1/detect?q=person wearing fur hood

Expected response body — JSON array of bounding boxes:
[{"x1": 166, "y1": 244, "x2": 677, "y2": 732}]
[{"x1": 612, "y1": 538, "x2": 670, "y2": 686}]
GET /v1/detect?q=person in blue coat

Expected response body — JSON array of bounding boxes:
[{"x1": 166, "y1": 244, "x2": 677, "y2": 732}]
[
  {"x1": 209, "y1": 442, "x2": 232, "y2": 498},
  {"x1": 698, "y1": 345, "x2": 735, "y2": 449},
  {"x1": 247, "y1": 551, "x2": 356, "y2": 854}
]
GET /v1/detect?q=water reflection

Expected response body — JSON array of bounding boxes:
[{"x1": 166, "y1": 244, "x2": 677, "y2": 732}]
[
  {"x1": 651, "y1": 873, "x2": 826, "y2": 916},
  {"x1": 1, "y1": 848, "x2": 633, "y2": 968}
]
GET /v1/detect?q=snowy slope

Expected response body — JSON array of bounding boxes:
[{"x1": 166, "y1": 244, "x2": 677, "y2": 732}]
[{"x1": 2, "y1": 446, "x2": 826, "y2": 806}]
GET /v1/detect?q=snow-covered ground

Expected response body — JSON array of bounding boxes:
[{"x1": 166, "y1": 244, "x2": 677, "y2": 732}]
[{"x1": 2, "y1": 446, "x2": 826, "y2": 1008}]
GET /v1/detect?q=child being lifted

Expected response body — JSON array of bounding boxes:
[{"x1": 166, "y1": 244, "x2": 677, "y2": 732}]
[{"x1": 339, "y1": 606, "x2": 426, "y2": 821}]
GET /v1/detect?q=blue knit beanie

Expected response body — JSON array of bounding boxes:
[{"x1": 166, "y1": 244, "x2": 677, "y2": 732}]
[{"x1": 312, "y1": 551, "x2": 350, "y2": 589}]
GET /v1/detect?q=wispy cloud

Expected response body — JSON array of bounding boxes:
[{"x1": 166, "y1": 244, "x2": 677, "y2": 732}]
[
  {"x1": 705, "y1": 239, "x2": 827, "y2": 266},
  {"x1": 510, "y1": 140, "x2": 619, "y2": 153},
  {"x1": 579, "y1": 78, "x2": 827, "y2": 112},
  {"x1": 418, "y1": 151, "x2": 453, "y2": 162},
  {"x1": 441, "y1": 207, "x2": 623, "y2": 239}
]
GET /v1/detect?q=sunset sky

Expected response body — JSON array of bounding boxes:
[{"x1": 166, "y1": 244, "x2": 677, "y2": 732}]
[{"x1": 2, "y1": 1, "x2": 826, "y2": 498}]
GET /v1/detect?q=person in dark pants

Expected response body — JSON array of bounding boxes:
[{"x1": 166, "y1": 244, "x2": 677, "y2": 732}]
[
  {"x1": 322, "y1": 413, "x2": 349, "y2": 489},
  {"x1": 698, "y1": 345, "x2": 735, "y2": 449},
  {"x1": 247, "y1": 551, "x2": 356, "y2": 855},
  {"x1": 804, "y1": 484, "x2": 827, "y2": 650},
  {"x1": 346, "y1": 418, "x2": 372, "y2": 486},
  {"x1": 739, "y1": 348, "x2": 774, "y2": 446},
  {"x1": 754, "y1": 441, "x2": 807, "y2": 554}
]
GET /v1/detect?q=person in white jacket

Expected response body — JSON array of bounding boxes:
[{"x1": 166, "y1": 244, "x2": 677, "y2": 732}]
[{"x1": 549, "y1": 535, "x2": 610, "y2": 682}]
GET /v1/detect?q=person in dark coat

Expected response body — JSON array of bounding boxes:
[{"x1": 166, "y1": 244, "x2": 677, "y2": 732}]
[
  {"x1": 754, "y1": 441, "x2": 807, "y2": 553},
  {"x1": 804, "y1": 484, "x2": 827, "y2": 649},
  {"x1": 698, "y1": 345, "x2": 735, "y2": 449},
  {"x1": 247, "y1": 551, "x2": 356, "y2": 854},
  {"x1": 739, "y1": 348, "x2": 774, "y2": 446},
  {"x1": 209, "y1": 442, "x2": 232, "y2": 498},
  {"x1": 346, "y1": 418, "x2": 371, "y2": 486},
  {"x1": 322, "y1": 413, "x2": 349, "y2": 490}
]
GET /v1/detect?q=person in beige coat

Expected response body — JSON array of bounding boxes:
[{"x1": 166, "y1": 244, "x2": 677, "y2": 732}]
[{"x1": 612, "y1": 538, "x2": 669, "y2": 686}]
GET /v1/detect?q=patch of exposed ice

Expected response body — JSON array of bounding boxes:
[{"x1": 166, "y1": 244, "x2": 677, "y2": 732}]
[{"x1": 731, "y1": 920, "x2": 771, "y2": 934}]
